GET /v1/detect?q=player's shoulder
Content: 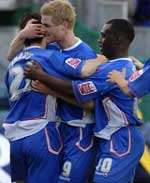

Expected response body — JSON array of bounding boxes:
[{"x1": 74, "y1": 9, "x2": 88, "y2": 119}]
[
  {"x1": 29, "y1": 46, "x2": 56, "y2": 58},
  {"x1": 111, "y1": 58, "x2": 136, "y2": 77},
  {"x1": 46, "y1": 42, "x2": 60, "y2": 51},
  {"x1": 79, "y1": 41, "x2": 95, "y2": 52},
  {"x1": 73, "y1": 40, "x2": 96, "y2": 58},
  {"x1": 9, "y1": 49, "x2": 33, "y2": 67},
  {"x1": 109, "y1": 57, "x2": 134, "y2": 68},
  {"x1": 96, "y1": 57, "x2": 135, "y2": 75}
]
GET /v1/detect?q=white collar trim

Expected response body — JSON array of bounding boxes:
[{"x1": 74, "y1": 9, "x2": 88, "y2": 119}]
[
  {"x1": 24, "y1": 46, "x2": 42, "y2": 50},
  {"x1": 109, "y1": 58, "x2": 132, "y2": 62},
  {"x1": 63, "y1": 39, "x2": 82, "y2": 51}
]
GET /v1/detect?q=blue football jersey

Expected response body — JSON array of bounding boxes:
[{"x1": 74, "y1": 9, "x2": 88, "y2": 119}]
[
  {"x1": 143, "y1": 58, "x2": 150, "y2": 68},
  {"x1": 128, "y1": 65, "x2": 150, "y2": 98},
  {"x1": 48, "y1": 39, "x2": 97, "y2": 125},
  {"x1": 46, "y1": 42, "x2": 60, "y2": 51},
  {"x1": 72, "y1": 58, "x2": 142, "y2": 139},
  {"x1": 4, "y1": 45, "x2": 87, "y2": 140}
]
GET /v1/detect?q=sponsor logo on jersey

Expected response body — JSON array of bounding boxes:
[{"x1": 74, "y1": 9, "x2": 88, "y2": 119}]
[
  {"x1": 129, "y1": 69, "x2": 143, "y2": 81},
  {"x1": 65, "y1": 58, "x2": 81, "y2": 69},
  {"x1": 78, "y1": 81, "x2": 97, "y2": 95}
]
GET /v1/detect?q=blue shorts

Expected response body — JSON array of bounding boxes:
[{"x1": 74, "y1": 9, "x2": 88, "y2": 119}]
[
  {"x1": 94, "y1": 126, "x2": 145, "y2": 183},
  {"x1": 58, "y1": 123, "x2": 97, "y2": 183},
  {"x1": 10, "y1": 122, "x2": 63, "y2": 183}
]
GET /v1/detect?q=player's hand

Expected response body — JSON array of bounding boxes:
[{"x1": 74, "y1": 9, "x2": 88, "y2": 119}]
[
  {"x1": 107, "y1": 68, "x2": 126, "y2": 83},
  {"x1": 97, "y1": 54, "x2": 107, "y2": 64},
  {"x1": 31, "y1": 80, "x2": 58, "y2": 97},
  {"x1": 24, "y1": 61, "x2": 43, "y2": 80},
  {"x1": 19, "y1": 19, "x2": 46, "y2": 39},
  {"x1": 129, "y1": 56, "x2": 143, "y2": 70},
  {"x1": 31, "y1": 80, "x2": 50, "y2": 95}
]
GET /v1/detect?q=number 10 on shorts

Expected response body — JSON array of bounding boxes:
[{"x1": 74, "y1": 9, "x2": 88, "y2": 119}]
[{"x1": 96, "y1": 158, "x2": 112, "y2": 176}]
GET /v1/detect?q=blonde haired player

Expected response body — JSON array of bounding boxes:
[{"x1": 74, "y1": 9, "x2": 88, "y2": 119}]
[{"x1": 40, "y1": 1, "x2": 99, "y2": 183}]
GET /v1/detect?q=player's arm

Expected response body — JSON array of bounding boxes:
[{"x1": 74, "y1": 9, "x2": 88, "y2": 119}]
[
  {"x1": 128, "y1": 66, "x2": 150, "y2": 98},
  {"x1": 24, "y1": 61, "x2": 111, "y2": 104},
  {"x1": 25, "y1": 61, "x2": 81, "y2": 106},
  {"x1": 46, "y1": 51, "x2": 107, "y2": 79},
  {"x1": 81, "y1": 55, "x2": 107, "y2": 77},
  {"x1": 31, "y1": 80, "x2": 93, "y2": 111},
  {"x1": 7, "y1": 31, "x2": 25, "y2": 61},
  {"x1": 7, "y1": 19, "x2": 45, "y2": 61},
  {"x1": 107, "y1": 69, "x2": 133, "y2": 96},
  {"x1": 24, "y1": 61, "x2": 75, "y2": 97}
]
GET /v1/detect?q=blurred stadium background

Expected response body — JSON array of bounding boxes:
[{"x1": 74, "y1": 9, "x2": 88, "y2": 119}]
[{"x1": 0, "y1": 0, "x2": 150, "y2": 183}]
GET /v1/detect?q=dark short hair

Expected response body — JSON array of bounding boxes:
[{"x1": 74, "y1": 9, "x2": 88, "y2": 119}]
[
  {"x1": 18, "y1": 12, "x2": 43, "y2": 46},
  {"x1": 19, "y1": 12, "x2": 41, "y2": 29},
  {"x1": 106, "y1": 19, "x2": 135, "y2": 44}
]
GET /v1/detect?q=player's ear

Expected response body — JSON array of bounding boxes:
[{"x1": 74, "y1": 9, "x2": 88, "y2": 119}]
[
  {"x1": 62, "y1": 21, "x2": 69, "y2": 29},
  {"x1": 114, "y1": 35, "x2": 122, "y2": 45}
]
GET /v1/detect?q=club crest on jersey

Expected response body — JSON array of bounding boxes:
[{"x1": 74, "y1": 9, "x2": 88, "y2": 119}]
[
  {"x1": 129, "y1": 69, "x2": 143, "y2": 81},
  {"x1": 79, "y1": 81, "x2": 97, "y2": 95},
  {"x1": 65, "y1": 58, "x2": 81, "y2": 69}
]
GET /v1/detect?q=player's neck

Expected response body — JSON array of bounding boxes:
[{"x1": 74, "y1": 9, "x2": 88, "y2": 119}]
[
  {"x1": 29, "y1": 42, "x2": 46, "y2": 48},
  {"x1": 58, "y1": 31, "x2": 79, "y2": 49},
  {"x1": 108, "y1": 50, "x2": 128, "y2": 60}
]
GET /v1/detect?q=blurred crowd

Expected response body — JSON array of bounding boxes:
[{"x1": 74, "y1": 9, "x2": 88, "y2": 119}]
[
  {"x1": 128, "y1": 0, "x2": 150, "y2": 26},
  {"x1": 97, "y1": 0, "x2": 150, "y2": 26}
]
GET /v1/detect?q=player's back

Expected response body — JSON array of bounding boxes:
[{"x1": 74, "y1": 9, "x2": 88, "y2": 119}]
[
  {"x1": 72, "y1": 57, "x2": 142, "y2": 139},
  {"x1": 4, "y1": 46, "x2": 61, "y2": 141},
  {"x1": 92, "y1": 58, "x2": 142, "y2": 139}
]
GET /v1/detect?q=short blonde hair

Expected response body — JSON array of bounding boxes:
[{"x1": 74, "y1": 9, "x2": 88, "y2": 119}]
[{"x1": 41, "y1": 0, "x2": 76, "y2": 30}]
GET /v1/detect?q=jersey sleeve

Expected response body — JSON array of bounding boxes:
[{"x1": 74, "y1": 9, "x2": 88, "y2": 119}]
[
  {"x1": 27, "y1": 55, "x2": 44, "y2": 67},
  {"x1": 72, "y1": 60, "x2": 135, "y2": 103},
  {"x1": 48, "y1": 51, "x2": 86, "y2": 78},
  {"x1": 26, "y1": 54, "x2": 51, "y2": 75},
  {"x1": 72, "y1": 68, "x2": 116, "y2": 103},
  {"x1": 128, "y1": 66, "x2": 150, "y2": 98},
  {"x1": 143, "y1": 58, "x2": 150, "y2": 68}
]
